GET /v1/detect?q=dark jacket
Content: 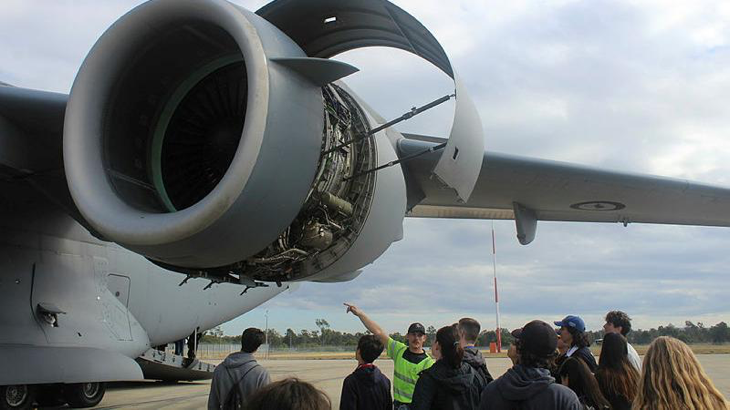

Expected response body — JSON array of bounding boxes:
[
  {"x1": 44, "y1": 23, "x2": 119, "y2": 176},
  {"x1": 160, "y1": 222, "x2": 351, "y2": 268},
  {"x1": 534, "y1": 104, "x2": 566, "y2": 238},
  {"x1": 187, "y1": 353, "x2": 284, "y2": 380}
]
[
  {"x1": 603, "y1": 392, "x2": 632, "y2": 410},
  {"x1": 570, "y1": 347, "x2": 598, "y2": 373},
  {"x1": 478, "y1": 365, "x2": 582, "y2": 410},
  {"x1": 340, "y1": 364, "x2": 392, "y2": 410},
  {"x1": 463, "y1": 347, "x2": 494, "y2": 385},
  {"x1": 208, "y1": 352, "x2": 270, "y2": 409},
  {"x1": 411, "y1": 359, "x2": 482, "y2": 410}
]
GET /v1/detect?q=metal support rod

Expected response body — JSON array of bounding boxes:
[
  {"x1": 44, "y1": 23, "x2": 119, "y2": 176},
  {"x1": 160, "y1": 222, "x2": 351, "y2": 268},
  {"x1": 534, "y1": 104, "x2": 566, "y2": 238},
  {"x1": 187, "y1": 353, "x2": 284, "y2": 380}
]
[
  {"x1": 178, "y1": 276, "x2": 192, "y2": 287},
  {"x1": 344, "y1": 142, "x2": 447, "y2": 181},
  {"x1": 491, "y1": 221, "x2": 502, "y2": 353},
  {"x1": 322, "y1": 93, "x2": 454, "y2": 155}
]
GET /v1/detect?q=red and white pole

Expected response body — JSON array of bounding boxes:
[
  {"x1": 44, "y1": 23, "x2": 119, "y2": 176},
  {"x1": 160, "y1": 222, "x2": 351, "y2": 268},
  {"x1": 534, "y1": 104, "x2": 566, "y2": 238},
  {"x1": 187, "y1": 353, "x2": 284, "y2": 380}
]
[{"x1": 491, "y1": 221, "x2": 502, "y2": 352}]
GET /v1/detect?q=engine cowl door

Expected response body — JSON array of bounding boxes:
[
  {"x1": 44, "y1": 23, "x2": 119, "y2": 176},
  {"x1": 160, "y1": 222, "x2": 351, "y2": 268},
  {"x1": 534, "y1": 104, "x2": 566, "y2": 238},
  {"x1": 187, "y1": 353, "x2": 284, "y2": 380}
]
[{"x1": 258, "y1": 0, "x2": 485, "y2": 202}]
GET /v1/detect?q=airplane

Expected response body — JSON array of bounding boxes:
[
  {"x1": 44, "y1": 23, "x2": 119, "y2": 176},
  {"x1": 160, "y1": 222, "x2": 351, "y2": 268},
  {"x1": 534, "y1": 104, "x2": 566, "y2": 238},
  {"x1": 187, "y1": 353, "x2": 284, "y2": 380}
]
[{"x1": 2, "y1": 0, "x2": 730, "y2": 408}]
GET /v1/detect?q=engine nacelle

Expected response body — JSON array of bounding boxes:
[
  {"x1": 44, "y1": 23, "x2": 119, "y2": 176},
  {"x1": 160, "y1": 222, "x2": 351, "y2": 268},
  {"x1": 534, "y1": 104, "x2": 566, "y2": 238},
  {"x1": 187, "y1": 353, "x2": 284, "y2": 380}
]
[{"x1": 64, "y1": 0, "x2": 385, "y2": 282}]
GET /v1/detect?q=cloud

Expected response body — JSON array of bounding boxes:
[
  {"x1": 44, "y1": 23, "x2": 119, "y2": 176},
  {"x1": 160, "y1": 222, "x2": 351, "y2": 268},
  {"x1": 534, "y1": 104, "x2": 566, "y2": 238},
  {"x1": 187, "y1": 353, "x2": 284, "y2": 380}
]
[{"x1": 2, "y1": 1, "x2": 728, "y2": 336}]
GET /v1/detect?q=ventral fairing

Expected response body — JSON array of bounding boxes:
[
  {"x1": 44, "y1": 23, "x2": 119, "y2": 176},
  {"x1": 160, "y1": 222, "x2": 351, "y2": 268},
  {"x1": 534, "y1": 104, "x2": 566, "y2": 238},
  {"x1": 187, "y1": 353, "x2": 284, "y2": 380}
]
[{"x1": 1, "y1": 0, "x2": 729, "y2": 408}]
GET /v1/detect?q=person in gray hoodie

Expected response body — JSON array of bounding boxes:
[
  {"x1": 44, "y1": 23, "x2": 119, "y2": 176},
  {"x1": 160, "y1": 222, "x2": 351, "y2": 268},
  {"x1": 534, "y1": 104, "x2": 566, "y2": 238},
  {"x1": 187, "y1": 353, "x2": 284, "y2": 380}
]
[
  {"x1": 479, "y1": 320, "x2": 582, "y2": 410},
  {"x1": 411, "y1": 325, "x2": 483, "y2": 410},
  {"x1": 208, "y1": 328, "x2": 271, "y2": 410}
]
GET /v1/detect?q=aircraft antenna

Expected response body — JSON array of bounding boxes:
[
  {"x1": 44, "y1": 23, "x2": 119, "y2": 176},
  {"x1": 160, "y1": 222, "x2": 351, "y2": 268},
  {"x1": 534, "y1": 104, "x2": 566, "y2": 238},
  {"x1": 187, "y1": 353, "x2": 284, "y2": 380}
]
[{"x1": 491, "y1": 221, "x2": 502, "y2": 352}]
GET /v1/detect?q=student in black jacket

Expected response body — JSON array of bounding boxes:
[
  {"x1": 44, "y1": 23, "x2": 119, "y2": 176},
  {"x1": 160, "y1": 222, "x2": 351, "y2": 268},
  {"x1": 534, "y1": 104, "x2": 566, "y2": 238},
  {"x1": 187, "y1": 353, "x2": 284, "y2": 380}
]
[
  {"x1": 479, "y1": 320, "x2": 582, "y2": 410},
  {"x1": 554, "y1": 315, "x2": 597, "y2": 372},
  {"x1": 411, "y1": 325, "x2": 482, "y2": 410},
  {"x1": 458, "y1": 318, "x2": 494, "y2": 386},
  {"x1": 340, "y1": 335, "x2": 391, "y2": 410}
]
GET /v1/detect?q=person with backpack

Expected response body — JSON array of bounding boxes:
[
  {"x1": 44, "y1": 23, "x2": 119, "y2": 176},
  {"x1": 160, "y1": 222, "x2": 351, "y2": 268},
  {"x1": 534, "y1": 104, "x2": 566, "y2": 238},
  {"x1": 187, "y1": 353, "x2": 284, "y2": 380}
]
[
  {"x1": 458, "y1": 318, "x2": 494, "y2": 386},
  {"x1": 411, "y1": 325, "x2": 483, "y2": 410},
  {"x1": 479, "y1": 320, "x2": 582, "y2": 410},
  {"x1": 208, "y1": 328, "x2": 271, "y2": 410}
]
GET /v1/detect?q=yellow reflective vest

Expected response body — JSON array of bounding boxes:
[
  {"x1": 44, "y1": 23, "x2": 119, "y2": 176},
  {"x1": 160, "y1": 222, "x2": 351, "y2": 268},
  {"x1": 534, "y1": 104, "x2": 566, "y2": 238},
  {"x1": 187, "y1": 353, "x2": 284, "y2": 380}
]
[{"x1": 386, "y1": 337, "x2": 435, "y2": 403}]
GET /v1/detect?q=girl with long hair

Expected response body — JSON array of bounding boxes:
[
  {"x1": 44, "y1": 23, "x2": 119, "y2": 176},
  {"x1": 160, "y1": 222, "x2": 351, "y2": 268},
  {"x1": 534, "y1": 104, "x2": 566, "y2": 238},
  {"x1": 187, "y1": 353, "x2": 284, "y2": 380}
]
[
  {"x1": 558, "y1": 357, "x2": 610, "y2": 409},
  {"x1": 411, "y1": 325, "x2": 484, "y2": 410},
  {"x1": 595, "y1": 332, "x2": 639, "y2": 410},
  {"x1": 633, "y1": 336, "x2": 729, "y2": 410}
]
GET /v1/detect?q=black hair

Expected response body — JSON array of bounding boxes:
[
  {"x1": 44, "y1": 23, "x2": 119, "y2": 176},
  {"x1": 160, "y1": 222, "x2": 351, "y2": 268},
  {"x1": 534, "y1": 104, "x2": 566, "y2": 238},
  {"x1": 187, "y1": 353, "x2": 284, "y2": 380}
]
[
  {"x1": 458, "y1": 318, "x2": 481, "y2": 343},
  {"x1": 245, "y1": 377, "x2": 330, "y2": 410},
  {"x1": 241, "y1": 327, "x2": 265, "y2": 353},
  {"x1": 516, "y1": 338, "x2": 557, "y2": 369},
  {"x1": 596, "y1": 332, "x2": 640, "y2": 403},
  {"x1": 357, "y1": 335, "x2": 384, "y2": 364},
  {"x1": 558, "y1": 358, "x2": 611, "y2": 409},
  {"x1": 437, "y1": 325, "x2": 464, "y2": 369},
  {"x1": 598, "y1": 332, "x2": 630, "y2": 370},
  {"x1": 567, "y1": 326, "x2": 591, "y2": 349},
  {"x1": 605, "y1": 310, "x2": 632, "y2": 336}
]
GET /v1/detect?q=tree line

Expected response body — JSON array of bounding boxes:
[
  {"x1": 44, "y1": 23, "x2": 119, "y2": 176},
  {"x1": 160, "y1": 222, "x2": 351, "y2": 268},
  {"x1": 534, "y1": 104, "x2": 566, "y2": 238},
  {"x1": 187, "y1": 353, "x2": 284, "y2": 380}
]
[{"x1": 201, "y1": 319, "x2": 729, "y2": 347}]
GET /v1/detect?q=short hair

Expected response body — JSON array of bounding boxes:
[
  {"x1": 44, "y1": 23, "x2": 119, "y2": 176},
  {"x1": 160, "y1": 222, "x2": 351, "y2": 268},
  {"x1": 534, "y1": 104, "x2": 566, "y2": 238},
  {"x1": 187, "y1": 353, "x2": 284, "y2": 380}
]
[
  {"x1": 241, "y1": 328, "x2": 265, "y2": 353},
  {"x1": 245, "y1": 377, "x2": 331, "y2": 410},
  {"x1": 458, "y1": 318, "x2": 481, "y2": 343},
  {"x1": 605, "y1": 310, "x2": 632, "y2": 335},
  {"x1": 357, "y1": 335, "x2": 384, "y2": 364}
]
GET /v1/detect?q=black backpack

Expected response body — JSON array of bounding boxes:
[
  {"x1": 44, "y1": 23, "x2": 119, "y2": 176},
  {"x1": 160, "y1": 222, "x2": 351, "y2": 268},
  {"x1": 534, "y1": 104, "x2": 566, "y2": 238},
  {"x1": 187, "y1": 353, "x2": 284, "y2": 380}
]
[{"x1": 221, "y1": 364, "x2": 260, "y2": 410}]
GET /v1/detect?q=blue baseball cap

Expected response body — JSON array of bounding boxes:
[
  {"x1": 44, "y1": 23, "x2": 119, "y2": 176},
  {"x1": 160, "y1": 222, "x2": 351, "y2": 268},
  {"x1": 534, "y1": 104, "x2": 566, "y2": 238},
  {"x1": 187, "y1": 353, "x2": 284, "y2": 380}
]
[{"x1": 554, "y1": 315, "x2": 586, "y2": 333}]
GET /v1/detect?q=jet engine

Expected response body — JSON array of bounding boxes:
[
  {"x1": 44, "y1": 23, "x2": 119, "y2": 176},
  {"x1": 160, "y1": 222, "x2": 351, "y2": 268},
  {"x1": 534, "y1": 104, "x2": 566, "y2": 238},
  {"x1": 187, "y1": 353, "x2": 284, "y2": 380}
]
[
  {"x1": 64, "y1": 0, "x2": 387, "y2": 283},
  {"x1": 64, "y1": 0, "x2": 483, "y2": 285}
]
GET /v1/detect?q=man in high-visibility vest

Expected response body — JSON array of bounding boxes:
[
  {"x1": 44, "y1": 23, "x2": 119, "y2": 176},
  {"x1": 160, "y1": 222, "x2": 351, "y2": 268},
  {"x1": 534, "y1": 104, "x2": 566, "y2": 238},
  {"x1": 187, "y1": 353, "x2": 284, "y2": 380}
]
[{"x1": 345, "y1": 303, "x2": 434, "y2": 409}]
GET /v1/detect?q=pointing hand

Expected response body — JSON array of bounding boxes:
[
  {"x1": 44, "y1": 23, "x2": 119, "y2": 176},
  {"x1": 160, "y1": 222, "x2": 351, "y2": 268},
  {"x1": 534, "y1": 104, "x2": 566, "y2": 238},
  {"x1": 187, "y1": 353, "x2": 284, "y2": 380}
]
[{"x1": 344, "y1": 303, "x2": 361, "y2": 316}]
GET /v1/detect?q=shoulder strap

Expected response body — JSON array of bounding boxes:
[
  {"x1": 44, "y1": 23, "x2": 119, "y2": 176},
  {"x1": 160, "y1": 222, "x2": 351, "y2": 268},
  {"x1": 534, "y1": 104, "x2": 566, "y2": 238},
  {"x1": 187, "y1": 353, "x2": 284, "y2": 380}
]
[{"x1": 222, "y1": 363, "x2": 261, "y2": 409}]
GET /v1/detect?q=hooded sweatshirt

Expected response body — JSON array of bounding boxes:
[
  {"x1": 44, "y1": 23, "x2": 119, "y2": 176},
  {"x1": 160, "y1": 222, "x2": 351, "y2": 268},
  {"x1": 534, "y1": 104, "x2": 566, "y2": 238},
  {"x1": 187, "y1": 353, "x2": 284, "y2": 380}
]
[
  {"x1": 463, "y1": 347, "x2": 494, "y2": 386},
  {"x1": 411, "y1": 359, "x2": 482, "y2": 410},
  {"x1": 478, "y1": 365, "x2": 582, "y2": 410},
  {"x1": 340, "y1": 364, "x2": 392, "y2": 410},
  {"x1": 207, "y1": 352, "x2": 270, "y2": 410}
]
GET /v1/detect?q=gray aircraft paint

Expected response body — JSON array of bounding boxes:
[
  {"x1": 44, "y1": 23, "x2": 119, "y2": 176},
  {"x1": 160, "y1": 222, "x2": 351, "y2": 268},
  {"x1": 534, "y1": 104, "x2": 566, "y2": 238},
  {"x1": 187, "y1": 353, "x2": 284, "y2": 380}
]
[{"x1": 0, "y1": 185, "x2": 289, "y2": 385}]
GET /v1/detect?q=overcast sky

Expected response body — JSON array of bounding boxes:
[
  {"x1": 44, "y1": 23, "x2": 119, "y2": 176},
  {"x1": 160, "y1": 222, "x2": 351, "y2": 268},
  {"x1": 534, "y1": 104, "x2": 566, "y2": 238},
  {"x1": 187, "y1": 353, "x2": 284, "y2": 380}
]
[{"x1": 3, "y1": 0, "x2": 730, "y2": 336}]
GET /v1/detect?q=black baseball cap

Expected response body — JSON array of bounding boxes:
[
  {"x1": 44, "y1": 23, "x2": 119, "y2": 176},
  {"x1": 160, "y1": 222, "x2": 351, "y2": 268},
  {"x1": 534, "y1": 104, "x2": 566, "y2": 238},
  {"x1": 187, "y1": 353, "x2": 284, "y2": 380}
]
[
  {"x1": 511, "y1": 320, "x2": 558, "y2": 356},
  {"x1": 407, "y1": 322, "x2": 426, "y2": 335}
]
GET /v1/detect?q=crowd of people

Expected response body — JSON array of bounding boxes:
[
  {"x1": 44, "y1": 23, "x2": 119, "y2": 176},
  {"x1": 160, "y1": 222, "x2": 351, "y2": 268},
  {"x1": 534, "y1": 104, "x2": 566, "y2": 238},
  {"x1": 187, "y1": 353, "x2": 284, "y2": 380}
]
[{"x1": 207, "y1": 308, "x2": 729, "y2": 410}]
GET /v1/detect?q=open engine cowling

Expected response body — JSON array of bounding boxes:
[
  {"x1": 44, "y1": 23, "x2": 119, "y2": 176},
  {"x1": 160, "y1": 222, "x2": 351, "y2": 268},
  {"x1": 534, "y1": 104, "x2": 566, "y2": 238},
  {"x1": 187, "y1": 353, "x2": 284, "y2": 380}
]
[{"x1": 64, "y1": 0, "x2": 373, "y2": 277}]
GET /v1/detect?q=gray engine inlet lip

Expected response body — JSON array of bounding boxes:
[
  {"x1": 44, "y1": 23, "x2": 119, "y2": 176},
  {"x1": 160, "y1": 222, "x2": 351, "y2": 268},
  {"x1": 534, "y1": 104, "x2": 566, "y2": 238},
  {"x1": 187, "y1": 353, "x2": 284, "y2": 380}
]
[{"x1": 63, "y1": 0, "x2": 269, "y2": 246}]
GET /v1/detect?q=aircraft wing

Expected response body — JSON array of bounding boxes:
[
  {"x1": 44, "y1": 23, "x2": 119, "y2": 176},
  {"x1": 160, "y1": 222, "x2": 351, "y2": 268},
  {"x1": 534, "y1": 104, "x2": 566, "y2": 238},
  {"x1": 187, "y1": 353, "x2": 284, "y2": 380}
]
[{"x1": 399, "y1": 135, "x2": 730, "y2": 244}]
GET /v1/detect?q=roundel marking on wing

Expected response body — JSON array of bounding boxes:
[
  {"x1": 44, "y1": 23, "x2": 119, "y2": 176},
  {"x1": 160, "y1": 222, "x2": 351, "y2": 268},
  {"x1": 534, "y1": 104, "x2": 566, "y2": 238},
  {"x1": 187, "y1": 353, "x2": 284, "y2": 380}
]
[{"x1": 570, "y1": 201, "x2": 626, "y2": 211}]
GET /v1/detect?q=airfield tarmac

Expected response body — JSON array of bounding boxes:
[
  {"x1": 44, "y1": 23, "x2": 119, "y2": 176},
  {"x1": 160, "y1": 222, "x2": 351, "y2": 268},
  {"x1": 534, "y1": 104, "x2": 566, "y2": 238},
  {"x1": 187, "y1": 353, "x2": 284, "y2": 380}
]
[{"x1": 91, "y1": 355, "x2": 730, "y2": 409}]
